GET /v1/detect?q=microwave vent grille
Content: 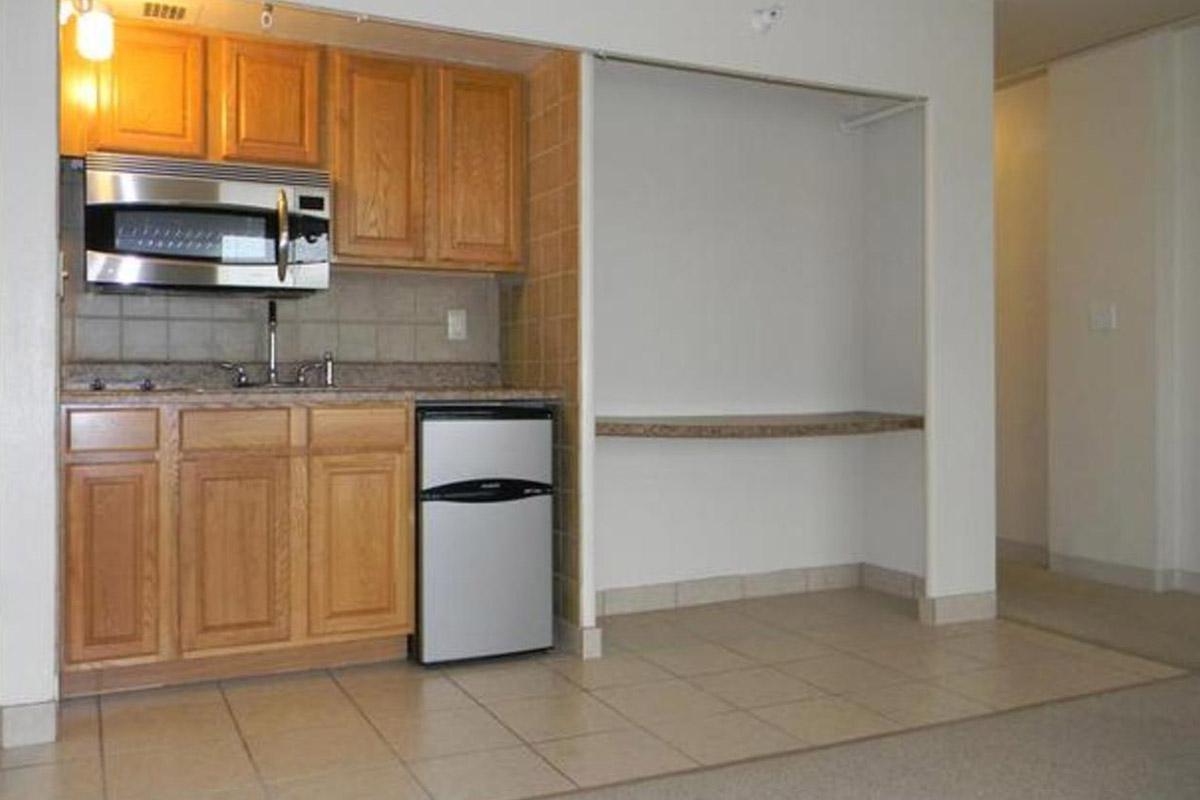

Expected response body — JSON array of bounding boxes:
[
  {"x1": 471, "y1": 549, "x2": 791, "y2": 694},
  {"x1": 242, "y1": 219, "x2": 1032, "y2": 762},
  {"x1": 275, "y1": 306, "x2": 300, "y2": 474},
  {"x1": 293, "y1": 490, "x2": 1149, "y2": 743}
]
[
  {"x1": 142, "y1": 2, "x2": 189, "y2": 22},
  {"x1": 85, "y1": 152, "x2": 330, "y2": 188}
]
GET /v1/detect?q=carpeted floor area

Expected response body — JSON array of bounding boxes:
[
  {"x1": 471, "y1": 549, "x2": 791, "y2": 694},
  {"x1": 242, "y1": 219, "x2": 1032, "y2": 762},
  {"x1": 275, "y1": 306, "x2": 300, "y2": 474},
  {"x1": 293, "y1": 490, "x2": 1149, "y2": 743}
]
[
  {"x1": 556, "y1": 674, "x2": 1200, "y2": 799},
  {"x1": 998, "y1": 561, "x2": 1200, "y2": 669}
]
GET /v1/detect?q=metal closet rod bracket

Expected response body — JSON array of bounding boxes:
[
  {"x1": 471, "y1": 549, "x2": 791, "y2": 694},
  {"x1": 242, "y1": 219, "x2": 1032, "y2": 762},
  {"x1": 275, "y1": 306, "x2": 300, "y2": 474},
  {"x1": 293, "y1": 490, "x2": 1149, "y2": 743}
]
[{"x1": 839, "y1": 99, "x2": 926, "y2": 133}]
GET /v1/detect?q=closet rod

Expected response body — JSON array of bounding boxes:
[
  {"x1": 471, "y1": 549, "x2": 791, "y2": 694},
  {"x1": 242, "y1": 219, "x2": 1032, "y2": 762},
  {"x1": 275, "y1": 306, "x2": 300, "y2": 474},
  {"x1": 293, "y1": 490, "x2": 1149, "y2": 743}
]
[{"x1": 839, "y1": 99, "x2": 925, "y2": 133}]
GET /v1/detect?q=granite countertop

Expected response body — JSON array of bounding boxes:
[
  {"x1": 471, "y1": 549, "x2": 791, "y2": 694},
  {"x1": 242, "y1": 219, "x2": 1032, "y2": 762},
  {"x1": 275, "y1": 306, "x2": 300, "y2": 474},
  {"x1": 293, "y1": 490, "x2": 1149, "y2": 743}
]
[
  {"x1": 595, "y1": 411, "x2": 924, "y2": 439},
  {"x1": 60, "y1": 386, "x2": 561, "y2": 406}
]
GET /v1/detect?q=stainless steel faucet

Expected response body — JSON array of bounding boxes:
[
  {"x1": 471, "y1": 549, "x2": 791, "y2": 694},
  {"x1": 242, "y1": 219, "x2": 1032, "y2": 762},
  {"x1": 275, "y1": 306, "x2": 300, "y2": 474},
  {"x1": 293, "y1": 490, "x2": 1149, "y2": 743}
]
[
  {"x1": 219, "y1": 362, "x2": 250, "y2": 387},
  {"x1": 267, "y1": 300, "x2": 279, "y2": 385},
  {"x1": 296, "y1": 351, "x2": 336, "y2": 388}
]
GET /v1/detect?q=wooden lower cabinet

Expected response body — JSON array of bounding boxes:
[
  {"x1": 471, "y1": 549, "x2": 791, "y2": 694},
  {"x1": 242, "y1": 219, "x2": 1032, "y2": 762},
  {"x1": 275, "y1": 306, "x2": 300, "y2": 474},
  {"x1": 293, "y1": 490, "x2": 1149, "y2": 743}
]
[
  {"x1": 65, "y1": 462, "x2": 159, "y2": 663},
  {"x1": 309, "y1": 451, "x2": 413, "y2": 636},
  {"x1": 179, "y1": 456, "x2": 291, "y2": 651},
  {"x1": 62, "y1": 402, "x2": 415, "y2": 692}
]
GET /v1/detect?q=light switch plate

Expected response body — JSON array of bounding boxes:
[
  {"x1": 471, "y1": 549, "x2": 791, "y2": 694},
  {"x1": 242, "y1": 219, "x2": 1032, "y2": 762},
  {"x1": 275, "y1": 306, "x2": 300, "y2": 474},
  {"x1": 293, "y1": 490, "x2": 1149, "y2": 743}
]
[
  {"x1": 1089, "y1": 302, "x2": 1118, "y2": 332},
  {"x1": 447, "y1": 308, "x2": 467, "y2": 341}
]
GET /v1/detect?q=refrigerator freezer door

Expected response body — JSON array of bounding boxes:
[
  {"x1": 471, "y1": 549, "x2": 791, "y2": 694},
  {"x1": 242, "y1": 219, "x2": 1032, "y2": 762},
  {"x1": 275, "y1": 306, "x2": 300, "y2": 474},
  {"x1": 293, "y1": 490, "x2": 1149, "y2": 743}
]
[
  {"x1": 419, "y1": 494, "x2": 553, "y2": 663},
  {"x1": 420, "y1": 418, "x2": 552, "y2": 490}
]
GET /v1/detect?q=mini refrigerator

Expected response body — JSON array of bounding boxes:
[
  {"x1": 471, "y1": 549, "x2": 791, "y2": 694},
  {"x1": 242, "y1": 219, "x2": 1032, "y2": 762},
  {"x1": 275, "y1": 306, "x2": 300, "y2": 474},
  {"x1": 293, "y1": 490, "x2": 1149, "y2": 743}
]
[{"x1": 416, "y1": 405, "x2": 554, "y2": 664}]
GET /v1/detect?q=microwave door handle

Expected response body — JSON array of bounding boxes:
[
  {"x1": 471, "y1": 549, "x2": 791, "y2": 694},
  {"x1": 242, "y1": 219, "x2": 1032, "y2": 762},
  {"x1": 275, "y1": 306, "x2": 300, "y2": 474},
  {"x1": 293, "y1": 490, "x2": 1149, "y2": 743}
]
[{"x1": 275, "y1": 189, "x2": 290, "y2": 283}]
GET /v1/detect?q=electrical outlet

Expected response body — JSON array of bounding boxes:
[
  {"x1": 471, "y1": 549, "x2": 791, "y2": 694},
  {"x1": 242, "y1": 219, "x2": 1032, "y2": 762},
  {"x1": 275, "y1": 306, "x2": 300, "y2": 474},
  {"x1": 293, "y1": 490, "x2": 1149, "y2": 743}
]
[{"x1": 447, "y1": 308, "x2": 467, "y2": 341}]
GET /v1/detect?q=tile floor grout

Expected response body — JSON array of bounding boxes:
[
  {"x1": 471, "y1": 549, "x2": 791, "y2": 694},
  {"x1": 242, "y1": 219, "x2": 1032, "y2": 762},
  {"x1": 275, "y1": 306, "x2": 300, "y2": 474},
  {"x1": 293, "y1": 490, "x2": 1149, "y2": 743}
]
[
  {"x1": 93, "y1": 695, "x2": 109, "y2": 800},
  {"x1": 329, "y1": 661, "x2": 444, "y2": 800},
  {"x1": 439, "y1": 665, "x2": 586, "y2": 792},
  {"x1": 216, "y1": 672, "x2": 274, "y2": 797},
  {"x1": 2, "y1": 590, "x2": 1188, "y2": 800}
]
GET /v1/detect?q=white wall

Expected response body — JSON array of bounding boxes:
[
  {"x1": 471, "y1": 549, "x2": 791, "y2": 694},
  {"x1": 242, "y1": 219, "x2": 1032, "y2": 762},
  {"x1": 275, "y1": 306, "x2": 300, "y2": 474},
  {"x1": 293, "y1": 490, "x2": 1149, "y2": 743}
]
[
  {"x1": 592, "y1": 60, "x2": 925, "y2": 591},
  {"x1": 995, "y1": 75, "x2": 1049, "y2": 553},
  {"x1": 594, "y1": 62, "x2": 868, "y2": 416},
  {"x1": 861, "y1": 108, "x2": 927, "y2": 577},
  {"x1": 300, "y1": 0, "x2": 996, "y2": 607},
  {"x1": 0, "y1": 0, "x2": 61, "y2": 714},
  {"x1": 596, "y1": 438, "x2": 868, "y2": 588},
  {"x1": 1171, "y1": 24, "x2": 1200, "y2": 582},
  {"x1": 0, "y1": 0, "x2": 994, "y2": 716},
  {"x1": 1047, "y1": 33, "x2": 1170, "y2": 575}
]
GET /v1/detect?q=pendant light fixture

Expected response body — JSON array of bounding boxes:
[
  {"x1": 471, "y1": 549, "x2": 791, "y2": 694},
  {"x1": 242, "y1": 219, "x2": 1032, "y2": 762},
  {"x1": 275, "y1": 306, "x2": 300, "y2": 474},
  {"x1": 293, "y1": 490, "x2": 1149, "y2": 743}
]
[{"x1": 60, "y1": 0, "x2": 115, "y2": 62}]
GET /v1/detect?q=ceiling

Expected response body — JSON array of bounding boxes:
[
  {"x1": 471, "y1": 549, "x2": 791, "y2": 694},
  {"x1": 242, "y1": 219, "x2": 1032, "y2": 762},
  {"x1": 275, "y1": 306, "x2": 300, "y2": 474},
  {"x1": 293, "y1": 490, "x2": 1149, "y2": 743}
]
[
  {"x1": 996, "y1": 0, "x2": 1200, "y2": 79},
  {"x1": 106, "y1": 0, "x2": 556, "y2": 73}
]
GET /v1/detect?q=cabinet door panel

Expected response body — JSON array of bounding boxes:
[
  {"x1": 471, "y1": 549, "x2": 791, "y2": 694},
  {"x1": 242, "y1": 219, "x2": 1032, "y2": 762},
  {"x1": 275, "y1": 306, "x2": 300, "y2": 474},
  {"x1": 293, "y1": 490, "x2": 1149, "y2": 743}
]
[
  {"x1": 331, "y1": 52, "x2": 425, "y2": 261},
  {"x1": 218, "y1": 38, "x2": 320, "y2": 165},
  {"x1": 97, "y1": 24, "x2": 205, "y2": 157},
  {"x1": 309, "y1": 452, "x2": 411, "y2": 635},
  {"x1": 180, "y1": 457, "x2": 290, "y2": 651},
  {"x1": 437, "y1": 66, "x2": 523, "y2": 266},
  {"x1": 66, "y1": 462, "x2": 159, "y2": 663}
]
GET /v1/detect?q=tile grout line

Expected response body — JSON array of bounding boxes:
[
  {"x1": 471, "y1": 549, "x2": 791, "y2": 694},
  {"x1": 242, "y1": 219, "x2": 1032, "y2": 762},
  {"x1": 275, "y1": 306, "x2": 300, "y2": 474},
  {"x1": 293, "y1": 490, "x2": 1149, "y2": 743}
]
[
  {"x1": 439, "y1": 662, "x2": 583, "y2": 791},
  {"x1": 556, "y1": 669, "x2": 711, "y2": 773},
  {"x1": 95, "y1": 695, "x2": 110, "y2": 800},
  {"x1": 328, "y1": 662, "x2": 445, "y2": 799},
  {"x1": 217, "y1": 676, "x2": 272, "y2": 795}
]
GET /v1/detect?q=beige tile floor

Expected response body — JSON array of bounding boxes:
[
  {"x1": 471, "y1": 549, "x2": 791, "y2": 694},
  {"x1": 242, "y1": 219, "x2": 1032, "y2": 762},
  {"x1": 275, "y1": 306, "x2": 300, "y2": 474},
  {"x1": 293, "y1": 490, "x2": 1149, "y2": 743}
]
[{"x1": 0, "y1": 589, "x2": 1186, "y2": 800}]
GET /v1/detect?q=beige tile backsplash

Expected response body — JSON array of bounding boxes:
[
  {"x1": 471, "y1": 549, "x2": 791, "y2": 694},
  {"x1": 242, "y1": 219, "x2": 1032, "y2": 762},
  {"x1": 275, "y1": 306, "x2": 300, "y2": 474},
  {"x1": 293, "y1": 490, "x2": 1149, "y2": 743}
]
[{"x1": 62, "y1": 268, "x2": 501, "y2": 365}]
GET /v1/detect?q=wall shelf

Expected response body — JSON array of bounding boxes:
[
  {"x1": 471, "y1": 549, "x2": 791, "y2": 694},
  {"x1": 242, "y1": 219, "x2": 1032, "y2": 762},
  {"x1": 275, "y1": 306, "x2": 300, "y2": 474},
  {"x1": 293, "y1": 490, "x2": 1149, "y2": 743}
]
[{"x1": 595, "y1": 411, "x2": 924, "y2": 439}]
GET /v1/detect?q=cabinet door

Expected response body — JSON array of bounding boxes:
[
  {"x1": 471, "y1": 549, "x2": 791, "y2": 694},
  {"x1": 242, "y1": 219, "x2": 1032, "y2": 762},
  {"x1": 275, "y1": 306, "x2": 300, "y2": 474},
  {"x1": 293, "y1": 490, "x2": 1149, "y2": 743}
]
[
  {"x1": 217, "y1": 38, "x2": 321, "y2": 165},
  {"x1": 331, "y1": 51, "x2": 425, "y2": 261},
  {"x1": 309, "y1": 452, "x2": 412, "y2": 635},
  {"x1": 66, "y1": 462, "x2": 159, "y2": 663},
  {"x1": 436, "y1": 66, "x2": 524, "y2": 266},
  {"x1": 59, "y1": 17, "x2": 98, "y2": 157},
  {"x1": 179, "y1": 457, "x2": 290, "y2": 651},
  {"x1": 97, "y1": 24, "x2": 205, "y2": 157}
]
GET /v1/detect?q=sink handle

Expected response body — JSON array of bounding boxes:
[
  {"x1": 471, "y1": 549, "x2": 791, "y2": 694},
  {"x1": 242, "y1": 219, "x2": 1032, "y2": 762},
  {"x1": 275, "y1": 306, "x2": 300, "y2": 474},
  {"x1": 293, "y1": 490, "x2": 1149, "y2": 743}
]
[{"x1": 218, "y1": 362, "x2": 250, "y2": 388}]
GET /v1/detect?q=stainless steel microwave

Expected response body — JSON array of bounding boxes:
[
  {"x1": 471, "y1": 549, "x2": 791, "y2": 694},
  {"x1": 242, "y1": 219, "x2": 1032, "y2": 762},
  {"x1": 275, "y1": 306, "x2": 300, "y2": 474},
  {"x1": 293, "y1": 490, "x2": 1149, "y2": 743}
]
[{"x1": 84, "y1": 153, "x2": 330, "y2": 292}]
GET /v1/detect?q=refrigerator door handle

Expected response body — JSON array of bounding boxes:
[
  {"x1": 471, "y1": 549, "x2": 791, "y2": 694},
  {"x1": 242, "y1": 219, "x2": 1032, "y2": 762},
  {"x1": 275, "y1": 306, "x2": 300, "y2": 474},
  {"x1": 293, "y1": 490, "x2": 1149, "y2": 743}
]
[{"x1": 421, "y1": 478, "x2": 553, "y2": 504}]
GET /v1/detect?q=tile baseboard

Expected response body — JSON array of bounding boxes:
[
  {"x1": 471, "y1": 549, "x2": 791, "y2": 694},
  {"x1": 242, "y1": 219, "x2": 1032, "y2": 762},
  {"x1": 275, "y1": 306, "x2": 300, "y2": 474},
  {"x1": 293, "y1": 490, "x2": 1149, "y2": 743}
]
[
  {"x1": 597, "y1": 562, "x2": 923, "y2": 618},
  {"x1": 1049, "y1": 552, "x2": 1169, "y2": 592},
  {"x1": 862, "y1": 564, "x2": 925, "y2": 599},
  {"x1": 918, "y1": 591, "x2": 998, "y2": 625},
  {"x1": 1171, "y1": 570, "x2": 1200, "y2": 594},
  {"x1": 1, "y1": 700, "x2": 57, "y2": 748},
  {"x1": 998, "y1": 538, "x2": 1048, "y2": 566},
  {"x1": 555, "y1": 618, "x2": 604, "y2": 660}
]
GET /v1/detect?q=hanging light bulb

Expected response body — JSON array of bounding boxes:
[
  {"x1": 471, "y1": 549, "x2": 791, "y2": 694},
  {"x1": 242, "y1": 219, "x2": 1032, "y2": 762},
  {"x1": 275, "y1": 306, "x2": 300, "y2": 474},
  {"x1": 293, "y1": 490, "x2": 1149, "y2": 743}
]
[{"x1": 73, "y1": 1, "x2": 115, "y2": 62}]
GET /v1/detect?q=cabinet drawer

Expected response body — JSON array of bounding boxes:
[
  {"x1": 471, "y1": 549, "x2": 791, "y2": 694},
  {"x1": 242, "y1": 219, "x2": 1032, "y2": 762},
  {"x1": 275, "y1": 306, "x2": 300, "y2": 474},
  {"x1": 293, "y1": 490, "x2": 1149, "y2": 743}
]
[
  {"x1": 309, "y1": 407, "x2": 408, "y2": 451},
  {"x1": 67, "y1": 409, "x2": 159, "y2": 452},
  {"x1": 181, "y1": 409, "x2": 291, "y2": 452}
]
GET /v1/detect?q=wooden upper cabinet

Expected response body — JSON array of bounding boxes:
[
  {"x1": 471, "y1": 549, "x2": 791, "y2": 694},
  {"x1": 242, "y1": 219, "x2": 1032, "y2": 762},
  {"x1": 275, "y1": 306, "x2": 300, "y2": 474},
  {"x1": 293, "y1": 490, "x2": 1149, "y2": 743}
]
[
  {"x1": 60, "y1": 17, "x2": 98, "y2": 157},
  {"x1": 96, "y1": 24, "x2": 206, "y2": 157},
  {"x1": 331, "y1": 51, "x2": 425, "y2": 262},
  {"x1": 436, "y1": 66, "x2": 524, "y2": 267},
  {"x1": 309, "y1": 451, "x2": 412, "y2": 636},
  {"x1": 216, "y1": 37, "x2": 321, "y2": 165},
  {"x1": 66, "y1": 462, "x2": 159, "y2": 663},
  {"x1": 179, "y1": 456, "x2": 291, "y2": 651}
]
